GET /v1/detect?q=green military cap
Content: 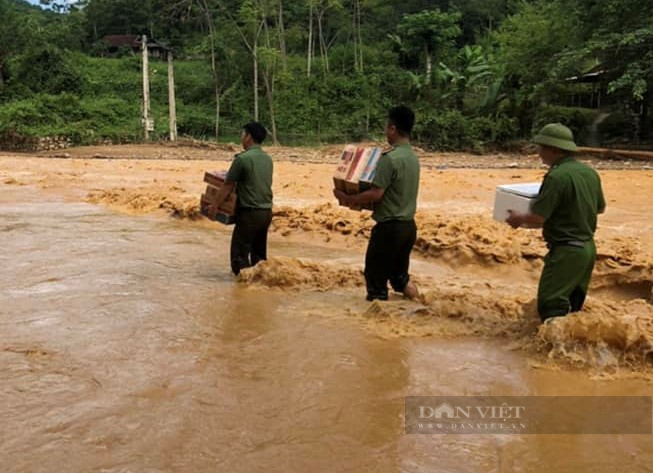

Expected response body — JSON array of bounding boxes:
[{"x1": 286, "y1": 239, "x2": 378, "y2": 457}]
[{"x1": 533, "y1": 123, "x2": 578, "y2": 152}]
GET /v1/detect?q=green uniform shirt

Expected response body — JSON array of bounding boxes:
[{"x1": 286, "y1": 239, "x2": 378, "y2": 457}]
[
  {"x1": 531, "y1": 156, "x2": 606, "y2": 245},
  {"x1": 226, "y1": 145, "x2": 273, "y2": 209},
  {"x1": 371, "y1": 144, "x2": 420, "y2": 223}
]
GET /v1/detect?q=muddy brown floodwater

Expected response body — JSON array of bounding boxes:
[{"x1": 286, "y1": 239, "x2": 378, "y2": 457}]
[{"x1": 1, "y1": 146, "x2": 653, "y2": 472}]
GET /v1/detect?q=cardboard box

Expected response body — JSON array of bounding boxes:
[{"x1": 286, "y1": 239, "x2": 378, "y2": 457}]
[
  {"x1": 204, "y1": 183, "x2": 237, "y2": 214},
  {"x1": 359, "y1": 147, "x2": 382, "y2": 183},
  {"x1": 333, "y1": 176, "x2": 347, "y2": 193},
  {"x1": 334, "y1": 145, "x2": 357, "y2": 181},
  {"x1": 345, "y1": 147, "x2": 382, "y2": 194},
  {"x1": 344, "y1": 148, "x2": 374, "y2": 191},
  {"x1": 200, "y1": 170, "x2": 237, "y2": 225},
  {"x1": 333, "y1": 145, "x2": 383, "y2": 211},
  {"x1": 493, "y1": 183, "x2": 541, "y2": 225},
  {"x1": 345, "y1": 147, "x2": 368, "y2": 181},
  {"x1": 204, "y1": 170, "x2": 228, "y2": 187},
  {"x1": 215, "y1": 212, "x2": 236, "y2": 225},
  {"x1": 200, "y1": 194, "x2": 237, "y2": 225}
]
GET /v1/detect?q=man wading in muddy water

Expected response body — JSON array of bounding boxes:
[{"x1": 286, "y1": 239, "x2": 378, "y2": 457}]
[
  {"x1": 213, "y1": 122, "x2": 273, "y2": 275},
  {"x1": 334, "y1": 106, "x2": 420, "y2": 301},
  {"x1": 506, "y1": 123, "x2": 606, "y2": 322}
]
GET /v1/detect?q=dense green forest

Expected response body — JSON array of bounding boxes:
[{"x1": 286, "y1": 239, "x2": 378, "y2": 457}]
[{"x1": 0, "y1": 0, "x2": 651, "y2": 149}]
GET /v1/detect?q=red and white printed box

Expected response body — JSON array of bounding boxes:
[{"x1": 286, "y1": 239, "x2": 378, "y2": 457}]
[{"x1": 333, "y1": 145, "x2": 383, "y2": 211}]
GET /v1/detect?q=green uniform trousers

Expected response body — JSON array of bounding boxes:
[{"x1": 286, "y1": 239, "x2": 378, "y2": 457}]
[
  {"x1": 230, "y1": 208, "x2": 273, "y2": 276},
  {"x1": 537, "y1": 240, "x2": 596, "y2": 321},
  {"x1": 364, "y1": 219, "x2": 416, "y2": 301}
]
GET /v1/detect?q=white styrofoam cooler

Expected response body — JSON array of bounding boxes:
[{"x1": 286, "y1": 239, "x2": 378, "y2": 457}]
[{"x1": 493, "y1": 183, "x2": 541, "y2": 223}]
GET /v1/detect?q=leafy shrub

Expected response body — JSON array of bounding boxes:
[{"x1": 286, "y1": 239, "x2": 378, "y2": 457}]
[
  {"x1": 177, "y1": 105, "x2": 215, "y2": 138},
  {"x1": 414, "y1": 109, "x2": 518, "y2": 150},
  {"x1": 12, "y1": 47, "x2": 83, "y2": 95},
  {"x1": 532, "y1": 105, "x2": 598, "y2": 144},
  {"x1": 0, "y1": 93, "x2": 140, "y2": 144},
  {"x1": 597, "y1": 111, "x2": 638, "y2": 144}
]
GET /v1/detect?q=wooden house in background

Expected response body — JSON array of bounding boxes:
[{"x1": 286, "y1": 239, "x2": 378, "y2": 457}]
[{"x1": 102, "y1": 35, "x2": 169, "y2": 59}]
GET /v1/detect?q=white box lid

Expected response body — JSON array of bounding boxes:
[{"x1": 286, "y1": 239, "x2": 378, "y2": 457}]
[{"x1": 496, "y1": 182, "x2": 541, "y2": 198}]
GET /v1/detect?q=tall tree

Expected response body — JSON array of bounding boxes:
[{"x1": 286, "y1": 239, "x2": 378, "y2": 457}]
[
  {"x1": 195, "y1": 0, "x2": 223, "y2": 139},
  {"x1": 236, "y1": 0, "x2": 265, "y2": 122},
  {"x1": 316, "y1": 0, "x2": 342, "y2": 74},
  {"x1": 396, "y1": 9, "x2": 462, "y2": 84},
  {"x1": 84, "y1": 0, "x2": 153, "y2": 41},
  {"x1": 0, "y1": 0, "x2": 22, "y2": 87},
  {"x1": 307, "y1": 0, "x2": 314, "y2": 76},
  {"x1": 277, "y1": 0, "x2": 287, "y2": 69},
  {"x1": 570, "y1": 0, "x2": 653, "y2": 138},
  {"x1": 493, "y1": 0, "x2": 578, "y2": 133},
  {"x1": 449, "y1": 0, "x2": 520, "y2": 41},
  {"x1": 225, "y1": 0, "x2": 281, "y2": 143},
  {"x1": 352, "y1": 0, "x2": 363, "y2": 72}
]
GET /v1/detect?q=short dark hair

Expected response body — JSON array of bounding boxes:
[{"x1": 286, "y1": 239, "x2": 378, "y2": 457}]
[
  {"x1": 243, "y1": 122, "x2": 267, "y2": 144},
  {"x1": 387, "y1": 106, "x2": 415, "y2": 136}
]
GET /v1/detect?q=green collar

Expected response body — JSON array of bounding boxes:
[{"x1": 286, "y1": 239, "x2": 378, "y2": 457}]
[
  {"x1": 550, "y1": 155, "x2": 575, "y2": 170},
  {"x1": 238, "y1": 145, "x2": 262, "y2": 156}
]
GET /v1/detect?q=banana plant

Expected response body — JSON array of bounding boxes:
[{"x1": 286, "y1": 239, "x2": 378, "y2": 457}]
[{"x1": 438, "y1": 45, "x2": 493, "y2": 112}]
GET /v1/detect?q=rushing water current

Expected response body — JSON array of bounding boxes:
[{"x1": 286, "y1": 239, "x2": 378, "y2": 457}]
[{"x1": 1, "y1": 185, "x2": 651, "y2": 472}]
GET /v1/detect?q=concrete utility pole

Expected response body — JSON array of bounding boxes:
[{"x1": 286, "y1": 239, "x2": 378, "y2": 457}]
[
  {"x1": 167, "y1": 50, "x2": 178, "y2": 142},
  {"x1": 142, "y1": 35, "x2": 152, "y2": 140}
]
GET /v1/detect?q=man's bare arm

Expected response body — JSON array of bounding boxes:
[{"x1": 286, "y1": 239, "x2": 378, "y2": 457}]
[
  {"x1": 333, "y1": 187, "x2": 385, "y2": 205},
  {"x1": 506, "y1": 210, "x2": 545, "y2": 229}
]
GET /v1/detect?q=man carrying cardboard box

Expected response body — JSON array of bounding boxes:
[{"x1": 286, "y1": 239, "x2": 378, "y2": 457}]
[
  {"x1": 334, "y1": 106, "x2": 420, "y2": 301},
  {"x1": 506, "y1": 123, "x2": 606, "y2": 322},
  {"x1": 212, "y1": 122, "x2": 274, "y2": 275}
]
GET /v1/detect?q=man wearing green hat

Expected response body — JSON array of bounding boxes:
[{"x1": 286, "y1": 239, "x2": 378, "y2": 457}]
[{"x1": 506, "y1": 123, "x2": 606, "y2": 321}]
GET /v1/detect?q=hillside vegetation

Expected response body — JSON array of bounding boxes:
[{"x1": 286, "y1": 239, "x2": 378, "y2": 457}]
[{"x1": 0, "y1": 0, "x2": 651, "y2": 150}]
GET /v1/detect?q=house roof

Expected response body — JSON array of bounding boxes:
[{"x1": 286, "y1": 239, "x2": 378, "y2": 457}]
[
  {"x1": 103, "y1": 35, "x2": 140, "y2": 48},
  {"x1": 565, "y1": 64, "x2": 607, "y2": 83},
  {"x1": 102, "y1": 35, "x2": 170, "y2": 51}
]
